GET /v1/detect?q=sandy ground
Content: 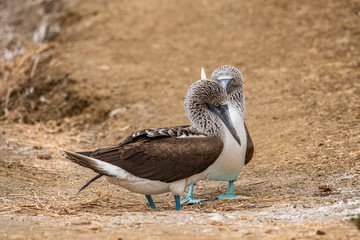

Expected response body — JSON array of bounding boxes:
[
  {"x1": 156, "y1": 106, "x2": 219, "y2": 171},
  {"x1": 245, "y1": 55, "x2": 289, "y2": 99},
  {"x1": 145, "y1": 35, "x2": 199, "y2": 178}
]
[{"x1": 1, "y1": 0, "x2": 360, "y2": 239}]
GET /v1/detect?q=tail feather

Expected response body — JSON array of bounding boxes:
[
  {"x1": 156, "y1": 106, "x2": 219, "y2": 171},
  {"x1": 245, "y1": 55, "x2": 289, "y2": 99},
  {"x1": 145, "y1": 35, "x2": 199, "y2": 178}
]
[
  {"x1": 201, "y1": 67, "x2": 207, "y2": 80},
  {"x1": 77, "y1": 174, "x2": 103, "y2": 194},
  {"x1": 60, "y1": 148, "x2": 114, "y2": 177},
  {"x1": 77, "y1": 151, "x2": 93, "y2": 157}
]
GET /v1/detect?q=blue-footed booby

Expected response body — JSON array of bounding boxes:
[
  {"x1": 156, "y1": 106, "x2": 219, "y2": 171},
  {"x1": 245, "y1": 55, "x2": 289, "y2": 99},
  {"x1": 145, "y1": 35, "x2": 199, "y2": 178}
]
[
  {"x1": 182, "y1": 66, "x2": 254, "y2": 204},
  {"x1": 61, "y1": 79, "x2": 241, "y2": 210}
]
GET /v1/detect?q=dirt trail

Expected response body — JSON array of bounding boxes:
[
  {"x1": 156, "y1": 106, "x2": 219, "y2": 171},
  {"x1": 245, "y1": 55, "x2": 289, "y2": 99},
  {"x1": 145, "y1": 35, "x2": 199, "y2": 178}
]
[{"x1": 1, "y1": 0, "x2": 360, "y2": 239}]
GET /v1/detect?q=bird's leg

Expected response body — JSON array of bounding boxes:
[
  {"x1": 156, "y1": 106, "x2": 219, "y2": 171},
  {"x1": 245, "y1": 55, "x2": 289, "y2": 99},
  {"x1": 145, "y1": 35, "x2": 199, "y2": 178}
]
[
  {"x1": 145, "y1": 195, "x2": 158, "y2": 209},
  {"x1": 180, "y1": 184, "x2": 207, "y2": 204},
  {"x1": 217, "y1": 180, "x2": 249, "y2": 200},
  {"x1": 226, "y1": 180, "x2": 234, "y2": 195},
  {"x1": 174, "y1": 195, "x2": 181, "y2": 210}
]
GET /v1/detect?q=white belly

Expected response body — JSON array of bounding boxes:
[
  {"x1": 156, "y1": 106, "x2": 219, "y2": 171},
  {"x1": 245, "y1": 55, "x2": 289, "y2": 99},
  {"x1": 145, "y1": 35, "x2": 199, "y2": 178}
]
[
  {"x1": 107, "y1": 177, "x2": 171, "y2": 195},
  {"x1": 106, "y1": 168, "x2": 209, "y2": 196},
  {"x1": 206, "y1": 104, "x2": 247, "y2": 181}
]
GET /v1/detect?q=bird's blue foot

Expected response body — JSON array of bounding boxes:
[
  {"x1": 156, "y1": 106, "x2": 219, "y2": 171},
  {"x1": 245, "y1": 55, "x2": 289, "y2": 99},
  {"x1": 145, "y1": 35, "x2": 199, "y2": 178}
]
[
  {"x1": 174, "y1": 195, "x2": 181, "y2": 210},
  {"x1": 145, "y1": 195, "x2": 158, "y2": 210},
  {"x1": 217, "y1": 180, "x2": 249, "y2": 200},
  {"x1": 180, "y1": 184, "x2": 207, "y2": 204},
  {"x1": 217, "y1": 194, "x2": 249, "y2": 200},
  {"x1": 181, "y1": 195, "x2": 207, "y2": 204}
]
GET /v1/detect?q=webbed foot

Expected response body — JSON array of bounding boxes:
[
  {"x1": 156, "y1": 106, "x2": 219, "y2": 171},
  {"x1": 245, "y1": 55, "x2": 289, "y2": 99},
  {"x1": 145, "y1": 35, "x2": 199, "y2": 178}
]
[
  {"x1": 217, "y1": 194, "x2": 249, "y2": 200},
  {"x1": 180, "y1": 184, "x2": 207, "y2": 204},
  {"x1": 217, "y1": 180, "x2": 250, "y2": 200}
]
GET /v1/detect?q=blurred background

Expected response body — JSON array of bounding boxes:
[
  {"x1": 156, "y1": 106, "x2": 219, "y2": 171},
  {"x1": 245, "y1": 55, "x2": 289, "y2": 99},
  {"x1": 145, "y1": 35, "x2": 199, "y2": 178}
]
[{"x1": 1, "y1": 0, "x2": 359, "y2": 238}]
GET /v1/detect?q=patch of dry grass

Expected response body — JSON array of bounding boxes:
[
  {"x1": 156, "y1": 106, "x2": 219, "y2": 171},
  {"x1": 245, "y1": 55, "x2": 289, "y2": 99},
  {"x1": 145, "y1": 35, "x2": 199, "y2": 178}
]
[
  {"x1": 0, "y1": 43, "x2": 56, "y2": 122},
  {"x1": 0, "y1": 188, "x2": 128, "y2": 216}
]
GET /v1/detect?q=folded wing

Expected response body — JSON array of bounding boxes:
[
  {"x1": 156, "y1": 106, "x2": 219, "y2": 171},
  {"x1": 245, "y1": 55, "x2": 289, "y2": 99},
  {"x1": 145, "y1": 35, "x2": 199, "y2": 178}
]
[{"x1": 64, "y1": 127, "x2": 223, "y2": 183}]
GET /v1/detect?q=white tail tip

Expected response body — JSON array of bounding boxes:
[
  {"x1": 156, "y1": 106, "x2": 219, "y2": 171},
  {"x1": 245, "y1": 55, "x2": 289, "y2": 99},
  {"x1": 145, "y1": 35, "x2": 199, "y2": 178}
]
[{"x1": 201, "y1": 67, "x2": 207, "y2": 80}]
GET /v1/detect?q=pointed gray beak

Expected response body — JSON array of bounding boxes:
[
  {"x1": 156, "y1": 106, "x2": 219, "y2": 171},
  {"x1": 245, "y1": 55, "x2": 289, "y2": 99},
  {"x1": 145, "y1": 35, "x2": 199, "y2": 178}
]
[{"x1": 209, "y1": 104, "x2": 241, "y2": 146}]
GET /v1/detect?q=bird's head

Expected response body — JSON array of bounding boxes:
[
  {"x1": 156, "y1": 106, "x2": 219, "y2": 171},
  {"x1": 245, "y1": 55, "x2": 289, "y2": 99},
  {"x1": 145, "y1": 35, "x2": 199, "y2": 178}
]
[
  {"x1": 211, "y1": 65, "x2": 243, "y2": 94},
  {"x1": 185, "y1": 79, "x2": 241, "y2": 146}
]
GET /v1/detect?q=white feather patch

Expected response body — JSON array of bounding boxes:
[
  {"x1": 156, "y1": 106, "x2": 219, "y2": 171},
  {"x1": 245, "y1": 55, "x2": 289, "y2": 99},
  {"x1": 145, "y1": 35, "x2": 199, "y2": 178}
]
[
  {"x1": 61, "y1": 148, "x2": 136, "y2": 180},
  {"x1": 201, "y1": 67, "x2": 207, "y2": 80},
  {"x1": 217, "y1": 75, "x2": 233, "y2": 80}
]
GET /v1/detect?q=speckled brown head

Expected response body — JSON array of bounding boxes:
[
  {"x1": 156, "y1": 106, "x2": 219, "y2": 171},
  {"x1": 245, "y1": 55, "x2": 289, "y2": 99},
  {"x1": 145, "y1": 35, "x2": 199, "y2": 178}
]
[{"x1": 184, "y1": 79, "x2": 241, "y2": 145}]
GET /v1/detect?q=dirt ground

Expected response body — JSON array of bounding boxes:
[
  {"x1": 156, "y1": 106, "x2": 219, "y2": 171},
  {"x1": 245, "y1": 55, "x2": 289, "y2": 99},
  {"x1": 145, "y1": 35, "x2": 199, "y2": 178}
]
[{"x1": 1, "y1": 0, "x2": 360, "y2": 239}]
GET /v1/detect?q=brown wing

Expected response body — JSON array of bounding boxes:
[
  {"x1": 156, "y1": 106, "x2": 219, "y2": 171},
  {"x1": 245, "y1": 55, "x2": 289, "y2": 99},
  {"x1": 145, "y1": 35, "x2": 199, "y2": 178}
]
[
  {"x1": 90, "y1": 130, "x2": 223, "y2": 183},
  {"x1": 244, "y1": 122, "x2": 254, "y2": 165}
]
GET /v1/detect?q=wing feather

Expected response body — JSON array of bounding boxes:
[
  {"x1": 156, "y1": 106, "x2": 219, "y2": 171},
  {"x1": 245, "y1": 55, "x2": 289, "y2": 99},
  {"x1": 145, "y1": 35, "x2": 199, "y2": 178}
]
[
  {"x1": 244, "y1": 123, "x2": 254, "y2": 165},
  {"x1": 89, "y1": 128, "x2": 223, "y2": 183}
]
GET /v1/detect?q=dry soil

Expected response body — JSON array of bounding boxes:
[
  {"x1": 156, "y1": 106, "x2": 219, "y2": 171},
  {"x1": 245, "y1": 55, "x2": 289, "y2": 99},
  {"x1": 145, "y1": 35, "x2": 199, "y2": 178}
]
[{"x1": 0, "y1": 0, "x2": 360, "y2": 239}]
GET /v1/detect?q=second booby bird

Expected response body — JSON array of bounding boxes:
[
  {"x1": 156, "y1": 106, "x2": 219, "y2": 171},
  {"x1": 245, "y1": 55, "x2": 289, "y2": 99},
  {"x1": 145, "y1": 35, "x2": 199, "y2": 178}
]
[{"x1": 182, "y1": 66, "x2": 254, "y2": 203}]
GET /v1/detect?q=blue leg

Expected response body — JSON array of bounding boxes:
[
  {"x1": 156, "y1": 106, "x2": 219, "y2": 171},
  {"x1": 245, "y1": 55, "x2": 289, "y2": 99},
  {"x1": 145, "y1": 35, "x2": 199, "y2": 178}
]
[
  {"x1": 217, "y1": 180, "x2": 249, "y2": 200},
  {"x1": 145, "y1": 195, "x2": 158, "y2": 209},
  {"x1": 180, "y1": 184, "x2": 207, "y2": 204},
  {"x1": 174, "y1": 195, "x2": 181, "y2": 210}
]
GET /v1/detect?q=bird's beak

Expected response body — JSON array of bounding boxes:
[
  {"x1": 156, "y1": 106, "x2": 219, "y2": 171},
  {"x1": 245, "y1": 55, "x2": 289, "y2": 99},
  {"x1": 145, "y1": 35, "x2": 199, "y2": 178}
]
[
  {"x1": 216, "y1": 79, "x2": 232, "y2": 92},
  {"x1": 209, "y1": 104, "x2": 241, "y2": 146}
]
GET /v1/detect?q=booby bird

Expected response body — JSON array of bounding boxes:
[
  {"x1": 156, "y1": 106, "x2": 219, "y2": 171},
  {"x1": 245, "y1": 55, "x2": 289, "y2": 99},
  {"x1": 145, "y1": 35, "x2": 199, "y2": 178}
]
[
  {"x1": 181, "y1": 66, "x2": 254, "y2": 204},
  {"x1": 61, "y1": 79, "x2": 241, "y2": 210}
]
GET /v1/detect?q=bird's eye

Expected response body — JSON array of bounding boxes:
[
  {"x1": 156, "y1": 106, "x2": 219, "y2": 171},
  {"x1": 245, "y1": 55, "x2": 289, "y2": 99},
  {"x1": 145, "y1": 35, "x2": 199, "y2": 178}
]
[
  {"x1": 230, "y1": 79, "x2": 235, "y2": 84},
  {"x1": 213, "y1": 102, "x2": 220, "y2": 107}
]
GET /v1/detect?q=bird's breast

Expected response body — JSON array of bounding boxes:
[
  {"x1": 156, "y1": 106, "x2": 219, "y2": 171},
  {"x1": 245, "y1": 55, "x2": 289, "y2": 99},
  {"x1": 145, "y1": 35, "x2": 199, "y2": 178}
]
[{"x1": 206, "y1": 104, "x2": 247, "y2": 181}]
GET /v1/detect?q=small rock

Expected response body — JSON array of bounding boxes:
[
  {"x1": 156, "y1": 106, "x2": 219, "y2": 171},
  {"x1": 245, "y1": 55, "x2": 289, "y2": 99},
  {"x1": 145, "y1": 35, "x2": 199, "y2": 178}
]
[
  {"x1": 38, "y1": 154, "x2": 51, "y2": 160},
  {"x1": 203, "y1": 210, "x2": 215, "y2": 213},
  {"x1": 39, "y1": 95, "x2": 47, "y2": 103},
  {"x1": 316, "y1": 230, "x2": 326, "y2": 235}
]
